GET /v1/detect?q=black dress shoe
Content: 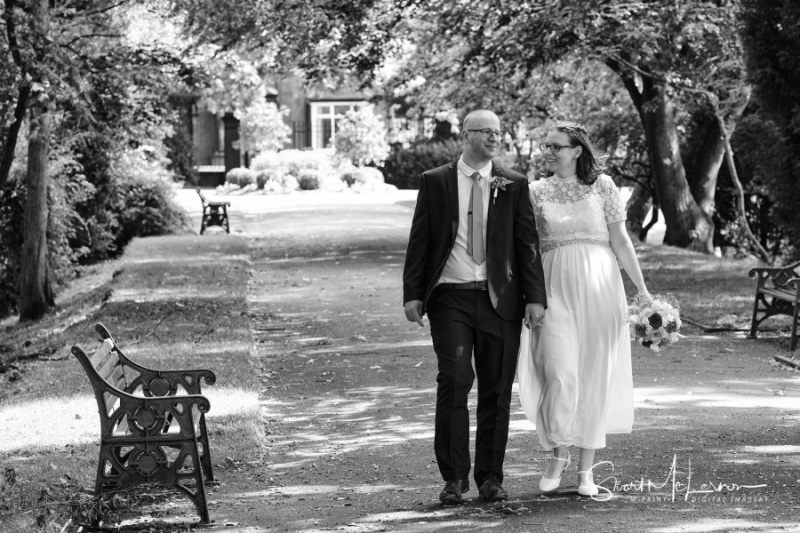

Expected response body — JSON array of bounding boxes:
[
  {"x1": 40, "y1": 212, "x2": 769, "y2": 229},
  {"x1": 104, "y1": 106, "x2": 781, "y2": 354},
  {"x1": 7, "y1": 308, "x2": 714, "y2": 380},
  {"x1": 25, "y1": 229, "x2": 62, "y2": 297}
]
[
  {"x1": 439, "y1": 479, "x2": 469, "y2": 504},
  {"x1": 479, "y1": 477, "x2": 508, "y2": 501}
]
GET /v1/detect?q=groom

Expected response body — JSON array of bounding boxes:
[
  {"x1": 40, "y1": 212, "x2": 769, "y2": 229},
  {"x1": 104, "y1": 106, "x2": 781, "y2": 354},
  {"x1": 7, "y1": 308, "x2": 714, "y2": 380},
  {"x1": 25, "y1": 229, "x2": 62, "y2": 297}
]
[{"x1": 403, "y1": 109, "x2": 547, "y2": 504}]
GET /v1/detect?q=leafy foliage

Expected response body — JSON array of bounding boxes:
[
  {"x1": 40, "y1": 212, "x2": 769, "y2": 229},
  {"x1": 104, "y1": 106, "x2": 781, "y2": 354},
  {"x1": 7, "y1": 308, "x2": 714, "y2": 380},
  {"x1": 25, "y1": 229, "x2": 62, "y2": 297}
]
[
  {"x1": 334, "y1": 104, "x2": 391, "y2": 167},
  {"x1": 382, "y1": 139, "x2": 463, "y2": 189},
  {"x1": 0, "y1": 1, "x2": 196, "y2": 318},
  {"x1": 226, "y1": 167, "x2": 257, "y2": 187},
  {"x1": 258, "y1": 169, "x2": 299, "y2": 193},
  {"x1": 0, "y1": 176, "x2": 25, "y2": 318},
  {"x1": 297, "y1": 170, "x2": 325, "y2": 191},
  {"x1": 193, "y1": 48, "x2": 292, "y2": 156},
  {"x1": 739, "y1": 0, "x2": 800, "y2": 257},
  {"x1": 341, "y1": 166, "x2": 385, "y2": 187},
  {"x1": 169, "y1": 0, "x2": 750, "y2": 251},
  {"x1": 235, "y1": 101, "x2": 292, "y2": 155},
  {"x1": 250, "y1": 149, "x2": 349, "y2": 192},
  {"x1": 111, "y1": 176, "x2": 187, "y2": 252}
]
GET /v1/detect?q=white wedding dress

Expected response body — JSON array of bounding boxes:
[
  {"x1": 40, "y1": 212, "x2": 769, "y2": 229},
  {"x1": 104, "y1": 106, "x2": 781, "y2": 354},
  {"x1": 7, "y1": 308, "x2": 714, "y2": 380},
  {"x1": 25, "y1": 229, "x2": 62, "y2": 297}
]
[{"x1": 518, "y1": 174, "x2": 633, "y2": 450}]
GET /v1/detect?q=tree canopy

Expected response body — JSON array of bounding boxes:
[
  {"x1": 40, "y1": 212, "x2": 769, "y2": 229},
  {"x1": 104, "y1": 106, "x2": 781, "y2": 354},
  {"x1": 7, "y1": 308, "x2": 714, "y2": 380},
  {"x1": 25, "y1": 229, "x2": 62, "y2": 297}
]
[
  {"x1": 1, "y1": 0, "x2": 192, "y2": 319},
  {"x1": 171, "y1": 0, "x2": 750, "y2": 253}
]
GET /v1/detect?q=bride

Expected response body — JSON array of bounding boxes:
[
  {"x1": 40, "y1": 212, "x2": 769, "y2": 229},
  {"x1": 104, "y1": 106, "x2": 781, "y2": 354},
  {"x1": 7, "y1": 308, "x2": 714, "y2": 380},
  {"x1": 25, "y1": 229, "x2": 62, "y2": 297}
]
[{"x1": 518, "y1": 121, "x2": 649, "y2": 496}]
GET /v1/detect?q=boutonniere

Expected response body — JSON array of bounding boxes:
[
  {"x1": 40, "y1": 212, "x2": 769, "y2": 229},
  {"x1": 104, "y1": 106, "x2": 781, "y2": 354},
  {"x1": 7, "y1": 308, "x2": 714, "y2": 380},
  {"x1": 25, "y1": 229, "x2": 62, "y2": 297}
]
[{"x1": 490, "y1": 175, "x2": 513, "y2": 204}]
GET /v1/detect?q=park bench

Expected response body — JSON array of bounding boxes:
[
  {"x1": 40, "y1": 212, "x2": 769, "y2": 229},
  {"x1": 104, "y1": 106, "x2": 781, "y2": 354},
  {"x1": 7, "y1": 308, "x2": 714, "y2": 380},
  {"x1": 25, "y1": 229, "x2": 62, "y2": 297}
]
[
  {"x1": 197, "y1": 188, "x2": 230, "y2": 234},
  {"x1": 748, "y1": 259, "x2": 800, "y2": 351},
  {"x1": 71, "y1": 323, "x2": 216, "y2": 525}
]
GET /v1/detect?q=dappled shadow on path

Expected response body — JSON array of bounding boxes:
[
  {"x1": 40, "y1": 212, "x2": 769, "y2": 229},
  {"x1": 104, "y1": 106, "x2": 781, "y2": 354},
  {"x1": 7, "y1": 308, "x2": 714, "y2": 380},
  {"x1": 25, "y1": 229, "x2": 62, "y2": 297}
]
[{"x1": 202, "y1": 222, "x2": 800, "y2": 532}]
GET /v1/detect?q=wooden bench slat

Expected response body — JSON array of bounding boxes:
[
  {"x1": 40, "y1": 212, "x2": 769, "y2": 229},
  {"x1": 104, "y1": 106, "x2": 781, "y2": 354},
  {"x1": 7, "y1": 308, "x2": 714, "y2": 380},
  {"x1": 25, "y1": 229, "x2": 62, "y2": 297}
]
[
  {"x1": 761, "y1": 288, "x2": 799, "y2": 302},
  {"x1": 90, "y1": 339, "x2": 115, "y2": 368},
  {"x1": 108, "y1": 365, "x2": 127, "y2": 390},
  {"x1": 96, "y1": 351, "x2": 120, "y2": 381},
  {"x1": 103, "y1": 393, "x2": 118, "y2": 416}
]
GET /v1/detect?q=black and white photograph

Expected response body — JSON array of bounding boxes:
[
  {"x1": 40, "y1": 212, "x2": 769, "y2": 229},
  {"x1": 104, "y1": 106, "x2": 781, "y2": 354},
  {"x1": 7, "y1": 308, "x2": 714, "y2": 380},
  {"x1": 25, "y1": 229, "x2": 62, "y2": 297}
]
[{"x1": 1, "y1": 1, "x2": 799, "y2": 532}]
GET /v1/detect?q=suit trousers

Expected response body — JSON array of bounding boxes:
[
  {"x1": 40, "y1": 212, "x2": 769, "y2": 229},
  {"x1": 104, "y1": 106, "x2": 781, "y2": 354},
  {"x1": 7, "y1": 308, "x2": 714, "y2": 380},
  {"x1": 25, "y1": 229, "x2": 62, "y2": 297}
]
[{"x1": 427, "y1": 285, "x2": 523, "y2": 486}]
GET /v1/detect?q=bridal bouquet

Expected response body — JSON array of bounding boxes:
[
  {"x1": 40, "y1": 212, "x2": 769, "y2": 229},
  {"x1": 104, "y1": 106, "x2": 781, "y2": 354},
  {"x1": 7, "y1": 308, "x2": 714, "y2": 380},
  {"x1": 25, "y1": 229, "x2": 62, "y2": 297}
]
[{"x1": 628, "y1": 293, "x2": 682, "y2": 353}]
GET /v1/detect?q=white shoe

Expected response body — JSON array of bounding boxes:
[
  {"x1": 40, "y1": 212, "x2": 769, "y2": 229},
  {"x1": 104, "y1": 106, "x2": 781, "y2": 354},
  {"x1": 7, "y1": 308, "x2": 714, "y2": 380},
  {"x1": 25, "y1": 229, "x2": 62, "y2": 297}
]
[
  {"x1": 538, "y1": 453, "x2": 571, "y2": 492},
  {"x1": 577, "y1": 471, "x2": 599, "y2": 496}
]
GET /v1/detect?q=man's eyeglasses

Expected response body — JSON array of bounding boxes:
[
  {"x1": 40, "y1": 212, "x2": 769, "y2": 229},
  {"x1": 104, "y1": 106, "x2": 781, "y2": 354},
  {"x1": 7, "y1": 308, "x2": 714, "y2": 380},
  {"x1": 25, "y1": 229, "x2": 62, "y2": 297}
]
[
  {"x1": 467, "y1": 129, "x2": 506, "y2": 139},
  {"x1": 539, "y1": 143, "x2": 577, "y2": 153}
]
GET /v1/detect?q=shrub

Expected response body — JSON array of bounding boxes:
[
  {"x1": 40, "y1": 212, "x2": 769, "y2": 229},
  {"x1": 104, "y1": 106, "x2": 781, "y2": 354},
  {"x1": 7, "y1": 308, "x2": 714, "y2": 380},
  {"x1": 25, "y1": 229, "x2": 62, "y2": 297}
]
[
  {"x1": 281, "y1": 149, "x2": 336, "y2": 177},
  {"x1": 225, "y1": 167, "x2": 256, "y2": 187},
  {"x1": 722, "y1": 113, "x2": 796, "y2": 259},
  {"x1": 216, "y1": 182, "x2": 242, "y2": 195},
  {"x1": 382, "y1": 139, "x2": 463, "y2": 189},
  {"x1": 263, "y1": 173, "x2": 300, "y2": 194},
  {"x1": 250, "y1": 151, "x2": 282, "y2": 173},
  {"x1": 0, "y1": 174, "x2": 25, "y2": 318},
  {"x1": 250, "y1": 149, "x2": 357, "y2": 192},
  {"x1": 111, "y1": 176, "x2": 187, "y2": 250},
  {"x1": 0, "y1": 155, "x2": 99, "y2": 319},
  {"x1": 255, "y1": 169, "x2": 274, "y2": 189},
  {"x1": 297, "y1": 170, "x2": 324, "y2": 191},
  {"x1": 341, "y1": 166, "x2": 385, "y2": 187},
  {"x1": 252, "y1": 149, "x2": 336, "y2": 177}
]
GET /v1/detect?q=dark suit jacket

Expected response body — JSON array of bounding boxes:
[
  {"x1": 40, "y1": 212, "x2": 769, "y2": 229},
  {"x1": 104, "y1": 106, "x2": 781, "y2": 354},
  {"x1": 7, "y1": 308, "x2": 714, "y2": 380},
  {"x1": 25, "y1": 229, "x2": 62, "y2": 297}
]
[{"x1": 402, "y1": 160, "x2": 547, "y2": 321}]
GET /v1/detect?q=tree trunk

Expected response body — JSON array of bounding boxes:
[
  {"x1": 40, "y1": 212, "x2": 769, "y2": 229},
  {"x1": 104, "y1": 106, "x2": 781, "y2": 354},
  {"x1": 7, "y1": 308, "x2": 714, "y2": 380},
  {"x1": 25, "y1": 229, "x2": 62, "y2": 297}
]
[
  {"x1": 0, "y1": 0, "x2": 31, "y2": 187},
  {"x1": 687, "y1": 117, "x2": 725, "y2": 220},
  {"x1": 18, "y1": 106, "x2": 54, "y2": 320},
  {"x1": 625, "y1": 180, "x2": 652, "y2": 240},
  {"x1": 637, "y1": 80, "x2": 714, "y2": 252},
  {"x1": 18, "y1": 0, "x2": 53, "y2": 321},
  {"x1": 607, "y1": 60, "x2": 715, "y2": 252}
]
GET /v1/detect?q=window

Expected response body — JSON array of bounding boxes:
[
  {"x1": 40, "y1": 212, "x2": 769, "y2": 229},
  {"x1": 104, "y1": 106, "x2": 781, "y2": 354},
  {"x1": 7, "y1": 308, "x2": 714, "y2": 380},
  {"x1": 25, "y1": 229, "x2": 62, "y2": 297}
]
[{"x1": 309, "y1": 101, "x2": 364, "y2": 149}]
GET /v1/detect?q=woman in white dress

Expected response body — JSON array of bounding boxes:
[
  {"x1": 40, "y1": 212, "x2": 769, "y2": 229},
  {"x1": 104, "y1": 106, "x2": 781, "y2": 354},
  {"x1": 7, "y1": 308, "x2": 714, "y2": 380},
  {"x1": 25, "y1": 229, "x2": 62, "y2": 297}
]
[{"x1": 517, "y1": 122, "x2": 648, "y2": 496}]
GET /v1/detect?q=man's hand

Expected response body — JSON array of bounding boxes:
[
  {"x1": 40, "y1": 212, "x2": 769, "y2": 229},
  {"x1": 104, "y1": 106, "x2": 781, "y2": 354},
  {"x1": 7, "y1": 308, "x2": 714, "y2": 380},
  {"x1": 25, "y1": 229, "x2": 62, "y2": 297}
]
[
  {"x1": 404, "y1": 300, "x2": 425, "y2": 327},
  {"x1": 524, "y1": 303, "x2": 545, "y2": 329}
]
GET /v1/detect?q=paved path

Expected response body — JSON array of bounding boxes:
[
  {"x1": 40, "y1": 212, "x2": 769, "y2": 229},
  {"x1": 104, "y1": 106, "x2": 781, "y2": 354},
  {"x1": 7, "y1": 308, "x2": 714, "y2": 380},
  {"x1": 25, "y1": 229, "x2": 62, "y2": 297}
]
[{"x1": 180, "y1": 189, "x2": 799, "y2": 533}]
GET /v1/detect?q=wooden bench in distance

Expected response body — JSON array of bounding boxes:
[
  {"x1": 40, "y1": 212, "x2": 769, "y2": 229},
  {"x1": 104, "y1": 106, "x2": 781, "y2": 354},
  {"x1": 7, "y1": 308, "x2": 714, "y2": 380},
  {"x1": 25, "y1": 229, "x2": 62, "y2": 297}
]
[
  {"x1": 749, "y1": 259, "x2": 800, "y2": 351},
  {"x1": 196, "y1": 188, "x2": 230, "y2": 234},
  {"x1": 71, "y1": 323, "x2": 216, "y2": 525}
]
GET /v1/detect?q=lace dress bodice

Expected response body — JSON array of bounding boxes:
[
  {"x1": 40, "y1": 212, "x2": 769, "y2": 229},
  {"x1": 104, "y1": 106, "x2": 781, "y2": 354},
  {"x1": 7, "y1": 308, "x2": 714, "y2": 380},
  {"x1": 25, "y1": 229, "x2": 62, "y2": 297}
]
[{"x1": 530, "y1": 174, "x2": 626, "y2": 253}]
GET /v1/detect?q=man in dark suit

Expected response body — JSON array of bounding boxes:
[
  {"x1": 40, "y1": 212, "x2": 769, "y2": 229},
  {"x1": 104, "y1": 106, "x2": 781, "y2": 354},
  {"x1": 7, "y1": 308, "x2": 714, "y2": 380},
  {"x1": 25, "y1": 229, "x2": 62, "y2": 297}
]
[{"x1": 403, "y1": 109, "x2": 547, "y2": 504}]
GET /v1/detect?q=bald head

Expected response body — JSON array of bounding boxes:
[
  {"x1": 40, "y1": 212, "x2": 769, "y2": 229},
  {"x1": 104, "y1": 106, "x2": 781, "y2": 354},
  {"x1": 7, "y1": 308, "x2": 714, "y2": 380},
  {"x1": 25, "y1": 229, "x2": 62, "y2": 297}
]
[{"x1": 462, "y1": 109, "x2": 500, "y2": 130}]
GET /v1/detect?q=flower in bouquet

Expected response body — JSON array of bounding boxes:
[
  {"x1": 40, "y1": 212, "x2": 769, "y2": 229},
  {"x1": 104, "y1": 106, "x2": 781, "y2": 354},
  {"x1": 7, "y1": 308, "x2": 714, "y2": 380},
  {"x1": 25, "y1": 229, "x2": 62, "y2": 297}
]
[{"x1": 628, "y1": 293, "x2": 682, "y2": 353}]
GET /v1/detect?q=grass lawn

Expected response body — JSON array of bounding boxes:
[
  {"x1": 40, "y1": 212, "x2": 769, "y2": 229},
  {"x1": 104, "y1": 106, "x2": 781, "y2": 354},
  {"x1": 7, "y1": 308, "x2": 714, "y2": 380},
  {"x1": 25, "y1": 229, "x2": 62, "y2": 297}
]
[{"x1": 0, "y1": 234, "x2": 262, "y2": 532}]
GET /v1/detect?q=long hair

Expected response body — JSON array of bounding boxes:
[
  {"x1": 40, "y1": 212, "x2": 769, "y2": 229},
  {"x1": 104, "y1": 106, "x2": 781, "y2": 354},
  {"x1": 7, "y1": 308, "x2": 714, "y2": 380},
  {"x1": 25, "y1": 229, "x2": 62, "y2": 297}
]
[{"x1": 549, "y1": 121, "x2": 606, "y2": 185}]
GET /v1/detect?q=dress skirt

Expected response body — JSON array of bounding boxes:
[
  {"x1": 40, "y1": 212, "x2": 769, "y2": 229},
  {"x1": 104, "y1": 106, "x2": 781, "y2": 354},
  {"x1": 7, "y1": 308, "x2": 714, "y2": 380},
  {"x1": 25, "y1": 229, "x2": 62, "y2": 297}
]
[{"x1": 518, "y1": 242, "x2": 633, "y2": 451}]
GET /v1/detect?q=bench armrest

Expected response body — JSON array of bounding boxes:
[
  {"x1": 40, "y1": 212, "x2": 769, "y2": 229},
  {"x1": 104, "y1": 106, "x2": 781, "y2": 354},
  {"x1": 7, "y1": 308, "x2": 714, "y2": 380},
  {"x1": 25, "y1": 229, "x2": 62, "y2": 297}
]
[
  {"x1": 73, "y1": 343, "x2": 211, "y2": 437},
  {"x1": 94, "y1": 323, "x2": 216, "y2": 396},
  {"x1": 749, "y1": 262, "x2": 800, "y2": 289},
  {"x1": 128, "y1": 368, "x2": 216, "y2": 396},
  {"x1": 789, "y1": 277, "x2": 800, "y2": 298},
  {"x1": 749, "y1": 265, "x2": 793, "y2": 278},
  {"x1": 111, "y1": 391, "x2": 210, "y2": 439}
]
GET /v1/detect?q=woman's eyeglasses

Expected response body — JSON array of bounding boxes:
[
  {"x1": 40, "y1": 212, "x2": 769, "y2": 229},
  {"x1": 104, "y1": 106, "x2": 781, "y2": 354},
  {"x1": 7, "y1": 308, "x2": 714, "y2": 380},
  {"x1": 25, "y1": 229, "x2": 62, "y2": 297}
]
[{"x1": 539, "y1": 143, "x2": 577, "y2": 153}]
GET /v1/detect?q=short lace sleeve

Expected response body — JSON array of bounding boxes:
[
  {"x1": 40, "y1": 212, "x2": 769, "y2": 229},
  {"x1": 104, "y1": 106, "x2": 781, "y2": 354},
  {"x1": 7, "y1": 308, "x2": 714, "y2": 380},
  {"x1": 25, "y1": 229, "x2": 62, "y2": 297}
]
[
  {"x1": 529, "y1": 179, "x2": 544, "y2": 219},
  {"x1": 597, "y1": 175, "x2": 626, "y2": 224}
]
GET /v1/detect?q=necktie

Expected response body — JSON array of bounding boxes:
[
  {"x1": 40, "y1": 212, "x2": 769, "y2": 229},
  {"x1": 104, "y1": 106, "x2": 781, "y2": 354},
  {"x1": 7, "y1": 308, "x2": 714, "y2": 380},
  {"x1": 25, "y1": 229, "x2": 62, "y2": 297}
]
[{"x1": 467, "y1": 171, "x2": 485, "y2": 265}]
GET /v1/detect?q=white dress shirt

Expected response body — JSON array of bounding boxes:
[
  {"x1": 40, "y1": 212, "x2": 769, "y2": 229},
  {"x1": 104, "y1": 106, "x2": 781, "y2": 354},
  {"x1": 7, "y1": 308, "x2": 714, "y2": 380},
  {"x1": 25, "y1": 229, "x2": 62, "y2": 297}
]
[{"x1": 438, "y1": 157, "x2": 492, "y2": 284}]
